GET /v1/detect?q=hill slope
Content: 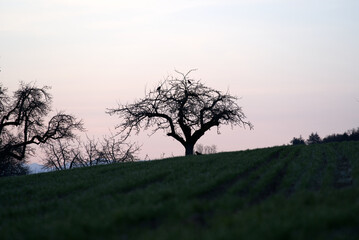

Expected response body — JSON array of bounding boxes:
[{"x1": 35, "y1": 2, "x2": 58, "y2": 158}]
[{"x1": 1, "y1": 142, "x2": 359, "y2": 240}]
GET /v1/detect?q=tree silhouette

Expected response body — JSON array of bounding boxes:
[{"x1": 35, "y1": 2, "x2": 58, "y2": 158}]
[
  {"x1": 108, "y1": 70, "x2": 252, "y2": 156},
  {"x1": 195, "y1": 143, "x2": 217, "y2": 154},
  {"x1": 307, "y1": 132, "x2": 321, "y2": 145},
  {"x1": 42, "y1": 138, "x2": 81, "y2": 171},
  {"x1": 42, "y1": 136, "x2": 139, "y2": 171},
  {"x1": 290, "y1": 136, "x2": 305, "y2": 145},
  {"x1": 0, "y1": 82, "x2": 83, "y2": 176}
]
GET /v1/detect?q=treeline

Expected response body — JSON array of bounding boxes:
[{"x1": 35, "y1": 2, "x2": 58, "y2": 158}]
[{"x1": 291, "y1": 128, "x2": 359, "y2": 145}]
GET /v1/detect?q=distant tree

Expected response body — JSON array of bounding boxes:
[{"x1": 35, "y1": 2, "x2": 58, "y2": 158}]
[
  {"x1": 205, "y1": 145, "x2": 217, "y2": 154},
  {"x1": 0, "y1": 82, "x2": 83, "y2": 177},
  {"x1": 306, "y1": 132, "x2": 321, "y2": 145},
  {"x1": 195, "y1": 143, "x2": 204, "y2": 154},
  {"x1": 290, "y1": 136, "x2": 305, "y2": 145},
  {"x1": 322, "y1": 133, "x2": 346, "y2": 143},
  {"x1": 42, "y1": 139, "x2": 81, "y2": 171},
  {"x1": 322, "y1": 128, "x2": 359, "y2": 143},
  {"x1": 346, "y1": 128, "x2": 359, "y2": 141},
  {"x1": 95, "y1": 136, "x2": 139, "y2": 164},
  {"x1": 42, "y1": 135, "x2": 139, "y2": 171},
  {"x1": 107, "y1": 70, "x2": 253, "y2": 156},
  {"x1": 195, "y1": 143, "x2": 217, "y2": 154},
  {"x1": 76, "y1": 136, "x2": 102, "y2": 167}
]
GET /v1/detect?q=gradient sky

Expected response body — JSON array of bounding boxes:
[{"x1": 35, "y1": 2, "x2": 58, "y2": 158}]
[{"x1": 1, "y1": 0, "x2": 358, "y2": 161}]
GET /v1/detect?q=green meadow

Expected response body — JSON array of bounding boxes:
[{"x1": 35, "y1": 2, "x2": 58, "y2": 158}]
[{"x1": 1, "y1": 141, "x2": 359, "y2": 240}]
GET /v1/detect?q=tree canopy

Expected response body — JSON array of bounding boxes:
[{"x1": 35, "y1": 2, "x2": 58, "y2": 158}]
[
  {"x1": 0, "y1": 82, "x2": 83, "y2": 176},
  {"x1": 108, "y1": 70, "x2": 252, "y2": 156}
]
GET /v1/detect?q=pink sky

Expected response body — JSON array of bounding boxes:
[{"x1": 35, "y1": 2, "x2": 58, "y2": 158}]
[{"x1": 1, "y1": 0, "x2": 358, "y2": 161}]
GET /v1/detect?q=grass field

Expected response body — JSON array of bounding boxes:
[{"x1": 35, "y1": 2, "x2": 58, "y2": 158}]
[{"x1": 1, "y1": 141, "x2": 359, "y2": 240}]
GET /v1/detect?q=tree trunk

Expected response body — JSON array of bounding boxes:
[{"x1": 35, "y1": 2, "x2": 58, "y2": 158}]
[{"x1": 185, "y1": 143, "x2": 195, "y2": 156}]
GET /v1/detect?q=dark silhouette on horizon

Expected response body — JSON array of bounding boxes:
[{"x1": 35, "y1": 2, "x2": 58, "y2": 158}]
[
  {"x1": 291, "y1": 128, "x2": 359, "y2": 145},
  {"x1": 108, "y1": 69, "x2": 253, "y2": 156}
]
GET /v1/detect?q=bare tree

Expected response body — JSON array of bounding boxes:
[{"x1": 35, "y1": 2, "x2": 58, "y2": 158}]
[
  {"x1": 195, "y1": 144, "x2": 204, "y2": 155},
  {"x1": 0, "y1": 82, "x2": 83, "y2": 176},
  {"x1": 107, "y1": 70, "x2": 252, "y2": 156},
  {"x1": 97, "y1": 136, "x2": 139, "y2": 164},
  {"x1": 195, "y1": 143, "x2": 217, "y2": 155},
  {"x1": 77, "y1": 136, "x2": 101, "y2": 167},
  {"x1": 42, "y1": 139, "x2": 81, "y2": 171},
  {"x1": 42, "y1": 135, "x2": 139, "y2": 170},
  {"x1": 204, "y1": 144, "x2": 217, "y2": 154}
]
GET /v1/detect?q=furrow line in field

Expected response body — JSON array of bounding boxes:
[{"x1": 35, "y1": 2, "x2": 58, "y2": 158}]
[
  {"x1": 97, "y1": 172, "x2": 168, "y2": 199},
  {"x1": 308, "y1": 152, "x2": 328, "y2": 191},
  {"x1": 334, "y1": 155, "x2": 353, "y2": 188},
  {"x1": 285, "y1": 165, "x2": 305, "y2": 197},
  {"x1": 198, "y1": 148, "x2": 284, "y2": 200},
  {"x1": 250, "y1": 158, "x2": 290, "y2": 206},
  {"x1": 120, "y1": 173, "x2": 168, "y2": 194}
]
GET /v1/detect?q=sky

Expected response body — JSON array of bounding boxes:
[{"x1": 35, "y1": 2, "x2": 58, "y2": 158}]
[{"x1": 1, "y1": 0, "x2": 358, "y2": 161}]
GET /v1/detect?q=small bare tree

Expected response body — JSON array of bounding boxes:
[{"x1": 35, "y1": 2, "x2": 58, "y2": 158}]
[
  {"x1": 42, "y1": 135, "x2": 139, "y2": 170},
  {"x1": 42, "y1": 139, "x2": 81, "y2": 171},
  {"x1": 108, "y1": 70, "x2": 252, "y2": 156},
  {"x1": 195, "y1": 144, "x2": 204, "y2": 154},
  {"x1": 97, "y1": 137, "x2": 139, "y2": 164},
  {"x1": 77, "y1": 136, "x2": 101, "y2": 167},
  {"x1": 205, "y1": 144, "x2": 217, "y2": 154},
  {"x1": 195, "y1": 143, "x2": 217, "y2": 155}
]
